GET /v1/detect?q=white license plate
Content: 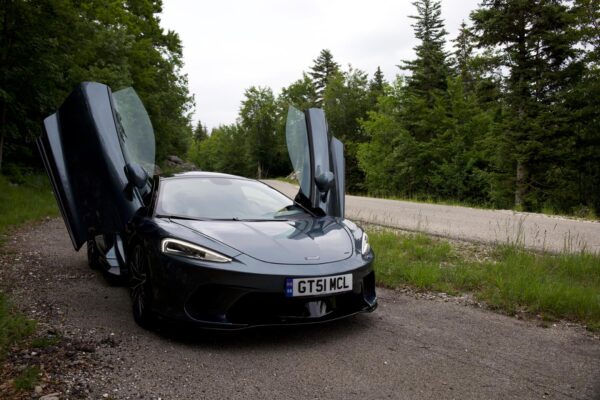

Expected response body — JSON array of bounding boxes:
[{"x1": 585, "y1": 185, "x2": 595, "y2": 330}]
[{"x1": 285, "y1": 274, "x2": 353, "y2": 297}]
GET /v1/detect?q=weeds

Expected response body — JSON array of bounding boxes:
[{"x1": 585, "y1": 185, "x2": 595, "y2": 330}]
[
  {"x1": 31, "y1": 335, "x2": 60, "y2": 349},
  {"x1": 369, "y1": 229, "x2": 600, "y2": 330},
  {"x1": 0, "y1": 174, "x2": 58, "y2": 237},
  {"x1": 13, "y1": 365, "x2": 41, "y2": 391},
  {"x1": 0, "y1": 293, "x2": 36, "y2": 359}
]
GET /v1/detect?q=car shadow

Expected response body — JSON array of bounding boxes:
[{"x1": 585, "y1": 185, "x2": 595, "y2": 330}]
[
  {"x1": 149, "y1": 313, "x2": 376, "y2": 350},
  {"x1": 89, "y1": 266, "x2": 378, "y2": 351}
]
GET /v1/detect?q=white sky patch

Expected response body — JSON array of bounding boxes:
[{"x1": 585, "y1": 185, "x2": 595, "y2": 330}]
[{"x1": 160, "y1": 0, "x2": 480, "y2": 130}]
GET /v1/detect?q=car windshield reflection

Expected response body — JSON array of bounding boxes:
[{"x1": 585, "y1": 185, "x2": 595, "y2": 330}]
[{"x1": 156, "y1": 177, "x2": 310, "y2": 221}]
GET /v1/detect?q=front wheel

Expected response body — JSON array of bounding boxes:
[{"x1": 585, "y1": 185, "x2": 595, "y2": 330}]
[{"x1": 129, "y1": 244, "x2": 155, "y2": 328}]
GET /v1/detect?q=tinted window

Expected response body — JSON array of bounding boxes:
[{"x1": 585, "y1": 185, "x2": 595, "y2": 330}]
[
  {"x1": 156, "y1": 177, "x2": 309, "y2": 220},
  {"x1": 112, "y1": 88, "x2": 155, "y2": 176},
  {"x1": 286, "y1": 106, "x2": 311, "y2": 197}
]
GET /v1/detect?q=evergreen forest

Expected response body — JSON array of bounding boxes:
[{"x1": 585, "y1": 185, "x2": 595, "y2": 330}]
[{"x1": 1, "y1": 0, "x2": 599, "y2": 216}]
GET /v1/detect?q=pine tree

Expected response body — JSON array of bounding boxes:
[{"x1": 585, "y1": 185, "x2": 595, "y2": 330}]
[
  {"x1": 368, "y1": 66, "x2": 386, "y2": 107},
  {"x1": 370, "y1": 67, "x2": 385, "y2": 93},
  {"x1": 309, "y1": 49, "x2": 340, "y2": 106},
  {"x1": 193, "y1": 120, "x2": 208, "y2": 142},
  {"x1": 566, "y1": 0, "x2": 600, "y2": 213},
  {"x1": 398, "y1": 0, "x2": 450, "y2": 147},
  {"x1": 401, "y1": 0, "x2": 449, "y2": 101},
  {"x1": 472, "y1": 0, "x2": 581, "y2": 209},
  {"x1": 452, "y1": 21, "x2": 476, "y2": 92}
]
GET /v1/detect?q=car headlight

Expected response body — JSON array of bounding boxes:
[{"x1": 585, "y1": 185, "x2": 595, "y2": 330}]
[
  {"x1": 161, "y1": 238, "x2": 232, "y2": 263},
  {"x1": 361, "y1": 232, "x2": 370, "y2": 256}
]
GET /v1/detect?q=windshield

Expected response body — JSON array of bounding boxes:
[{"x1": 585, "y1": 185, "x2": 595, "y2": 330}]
[
  {"x1": 112, "y1": 87, "x2": 155, "y2": 176},
  {"x1": 156, "y1": 177, "x2": 309, "y2": 221}
]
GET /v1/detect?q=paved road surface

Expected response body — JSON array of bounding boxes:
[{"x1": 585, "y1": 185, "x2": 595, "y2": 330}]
[
  {"x1": 264, "y1": 180, "x2": 600, "y2": 253},
  {"x1": 1, "y1": 219, "x2": 598, "y2": 399}
]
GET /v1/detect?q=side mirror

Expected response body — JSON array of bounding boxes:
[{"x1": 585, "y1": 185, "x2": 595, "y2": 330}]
[
  {"x1": 124, "y1": 163, "x2": 148, "y2": 189},
  {"x1": 315, "y1": 171, "x2": 335, "y2": 201}
]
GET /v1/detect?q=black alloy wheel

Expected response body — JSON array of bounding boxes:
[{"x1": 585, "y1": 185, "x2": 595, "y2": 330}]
[{"x1": 129, "y1": 244, "x2": 155, "y2": 328}]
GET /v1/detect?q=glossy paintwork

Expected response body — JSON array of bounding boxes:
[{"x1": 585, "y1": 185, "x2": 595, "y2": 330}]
[
  {"x1": 125, "y1": 177, "x2": 376, "y2": 327},
  {"x1": 286, "y1": 107, "x2": 346, "y2": 218},
  {"x1": 171, "y1": 216, "x2": 353, "y2": 265},
  {"x1": 38, "y1": 83, "x2": 375, "y2": 327},
  {"x1": 37, "y1": 82, "x2": 142, "y2": 250}
]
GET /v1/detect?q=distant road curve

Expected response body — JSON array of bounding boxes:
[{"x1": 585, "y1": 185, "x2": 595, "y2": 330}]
[{"x1": 264, "y1": 180, "x2": 600, "y2": 254}]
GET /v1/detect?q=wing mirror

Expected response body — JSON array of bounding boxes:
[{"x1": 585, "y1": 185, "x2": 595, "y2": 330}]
[
  {"x1": 315, "y1": 171, "x2": 335, "y2": 201},
  {"x1": 124, "y1": 163, "x2": 148, "y2": 189}
]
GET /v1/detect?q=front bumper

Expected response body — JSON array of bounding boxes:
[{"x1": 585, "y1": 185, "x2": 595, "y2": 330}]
[{"x1": 149, "y1": 253, "x2": 377, "y2": 329}]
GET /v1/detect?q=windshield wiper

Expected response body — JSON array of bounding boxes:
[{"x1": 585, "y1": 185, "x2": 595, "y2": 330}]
[
  {"x1": 156, "y1": 214, "x2": 206, "y2": 221},
  {"x1": 158, "y1": 215, "x2": 290, "y2": 222}
]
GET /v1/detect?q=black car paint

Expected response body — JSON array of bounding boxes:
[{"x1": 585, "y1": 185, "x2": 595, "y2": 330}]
[
  {"x1": 37, "y1": 82, "x2": 377, "y2": 329},
  {"x1": 37, "y1": 82, "x2": 145, "y2": 251},
  {"x1": 119, "y1": 173, "x2": 377, "y2": 328}
]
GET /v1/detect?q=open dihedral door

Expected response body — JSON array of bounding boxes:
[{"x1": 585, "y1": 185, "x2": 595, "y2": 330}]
[
  {"x1": 37, "y1": 82, "x2": 155, "y2": 252},
  {"x1": 285, "y1": 106, "x2": 345, "y2": 218}
]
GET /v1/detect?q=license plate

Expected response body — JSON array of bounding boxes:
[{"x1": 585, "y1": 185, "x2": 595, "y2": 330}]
[{"x1": 285, "y1": 274, "x2": 353, "y2": 297}]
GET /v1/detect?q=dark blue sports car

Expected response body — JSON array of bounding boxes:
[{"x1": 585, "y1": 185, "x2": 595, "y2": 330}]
[{"x1": 37, "y1": 82, "x2": 377, "y2": 329}]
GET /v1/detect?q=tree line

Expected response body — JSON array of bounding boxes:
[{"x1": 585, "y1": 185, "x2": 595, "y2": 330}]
[
  {"x1": 189, "y1": 0, "x2": 599, "y2": 215},
  {"x1": 1, "y1": 0, "x2": 598, "y2": 215},
  {"x1": 0, "y1": 0, "x2": 193, "y2": 178}
]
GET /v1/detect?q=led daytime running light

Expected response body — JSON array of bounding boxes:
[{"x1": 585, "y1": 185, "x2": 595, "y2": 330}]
[
  {"x1": 161, "y1": 238, "x2": 231, "y2": 263},
  {"x1": 361, "y1": 232, "x2": 370, "y2": 256}
]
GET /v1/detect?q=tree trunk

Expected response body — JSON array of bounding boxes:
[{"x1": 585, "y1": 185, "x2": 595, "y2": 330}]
[
  {"x1": 515, "y1": 160, "x2": 528, "y2": 208},
  {"x1": 0, "y1": 102, "x2": 5, "y2": 172}
]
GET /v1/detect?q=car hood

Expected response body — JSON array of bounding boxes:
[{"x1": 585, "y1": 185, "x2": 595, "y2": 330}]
[{"x1": 171, "y1": 217, "x2": 353, "y2": 265}]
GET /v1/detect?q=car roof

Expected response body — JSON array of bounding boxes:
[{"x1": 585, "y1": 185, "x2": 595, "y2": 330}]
[{"x1": 157, "y1": 171, "x2": 252, "y2": 181}]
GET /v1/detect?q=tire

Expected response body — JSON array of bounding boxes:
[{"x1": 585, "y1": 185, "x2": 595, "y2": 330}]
[
  {"x1": 87, "y1": 240, "x2": 101, "y2": 270},
  {"x1": 129, "y1": 244, "x2": 155, "y2": 329}
]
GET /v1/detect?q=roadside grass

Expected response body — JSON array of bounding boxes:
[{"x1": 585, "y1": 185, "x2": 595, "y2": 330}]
[
  {"x1": 13, "y1": 366, "x2": 40, "y2": 391},
  {"x1": 369, "y1": 229, "x2": 600, "y2": 331},
  {"x1": 275, "y1": 177, "x2": 598, "y2": 221},
  {"x1": 0, "y1": 174, "x2": 58, "y2": 238},
  {"x1": 370, "y1": 193, "x2": 598, "y2": 221},
  {"x1": 0, "y1": 293, "x2": 36, "y2": 360},
  {"x1": 0, "y1": 293, "x2": 63, "y2": 394},
  {"x1": 0, "y1": 173, "x2": 56, "y2": 392}
]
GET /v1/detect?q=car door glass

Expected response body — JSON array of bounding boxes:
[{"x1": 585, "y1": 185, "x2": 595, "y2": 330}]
[
  {"x1": 285, "y1": 106, "x2": 311, "y2": 197},
  {"x1": 112, "y1": 88, "x2": 155, "y2": 176}
]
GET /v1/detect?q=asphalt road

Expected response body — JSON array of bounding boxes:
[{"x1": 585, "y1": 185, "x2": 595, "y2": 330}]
[
  {"x1": 264, "y1": 180, "x2": 600, "y2": 253},
  {"x1": 1, "y1": 219, "x2": 598, "y2": 399}
]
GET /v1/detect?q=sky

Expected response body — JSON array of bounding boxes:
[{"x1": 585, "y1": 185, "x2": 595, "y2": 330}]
[{"x1": 160, "y1": 0, "x2": 481, "y2": 130}]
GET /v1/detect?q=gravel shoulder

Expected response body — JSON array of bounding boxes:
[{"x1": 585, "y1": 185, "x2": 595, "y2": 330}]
[
  {"x1": 0, "y1": 218, "x2": 599, "y2": 399},
  {"x1": 264, "y1": 180, "x2": 600, "y2": 254}
]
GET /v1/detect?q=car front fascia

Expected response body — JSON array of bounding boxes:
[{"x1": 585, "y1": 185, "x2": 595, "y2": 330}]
[{"x1": 148, "y1": 235, "x2": 376, "y2": 329}]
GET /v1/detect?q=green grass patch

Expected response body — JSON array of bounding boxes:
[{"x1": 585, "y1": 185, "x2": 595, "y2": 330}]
[
  {"x1": 369, "y1": 230, "x2": 600, "y2": 330},
  {"x1": 30, "y1": 335, "x2": 60, "y2": 349},
  {"x1": 0, "y1": 174, "x2": 58, "y2": 238},
  {"x1": 13, "y1": 365, "x2": 41, "y2": 391},
  {"x1": 0, "y1": 293, "x2": 36, "y2": 359}
]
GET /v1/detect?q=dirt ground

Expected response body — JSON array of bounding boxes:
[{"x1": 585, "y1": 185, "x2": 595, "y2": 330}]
[{"x1": 0, "y1": 218, "x2": 599, "y2": 399}]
